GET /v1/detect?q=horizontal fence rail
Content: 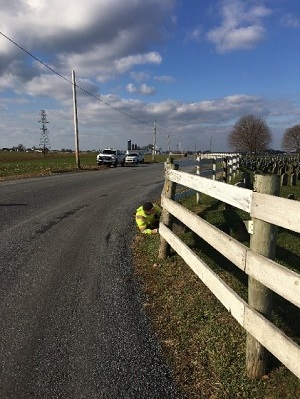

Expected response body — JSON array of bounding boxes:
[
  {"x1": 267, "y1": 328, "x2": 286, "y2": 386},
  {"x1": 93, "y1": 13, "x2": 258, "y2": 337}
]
[
  {"x1": 161, "y1": 196, "x2": 300, "y2": 308},
  {"x1": 159, "y1": 223, "x2": 300, "y2": 379},
  {"x1": 167, "y1": 169, "x2": 300, "y2": 233},
  {"x1": 159, "y1": 159, "x2": 300, "y2": 380}
]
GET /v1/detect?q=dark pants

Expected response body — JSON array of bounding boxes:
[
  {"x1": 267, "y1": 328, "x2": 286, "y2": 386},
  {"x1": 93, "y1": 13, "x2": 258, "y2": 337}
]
[
  {"x1": 153, "y1": 219, "x2": 159, "y2": 229},
  {"x1": 147, "y1": 220, "x2": 159, "y2": 230}
]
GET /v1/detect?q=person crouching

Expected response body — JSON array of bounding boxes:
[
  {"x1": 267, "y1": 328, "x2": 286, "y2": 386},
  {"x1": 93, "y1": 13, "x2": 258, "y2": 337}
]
[{"x1": 135, "y1": 202, "x2": 161, "y2": 234}]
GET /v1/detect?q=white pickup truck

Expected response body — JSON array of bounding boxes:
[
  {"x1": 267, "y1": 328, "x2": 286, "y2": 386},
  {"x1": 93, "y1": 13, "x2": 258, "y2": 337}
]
[{"x1": 96, "y1": 148, "x2": 125, "y2": 167}]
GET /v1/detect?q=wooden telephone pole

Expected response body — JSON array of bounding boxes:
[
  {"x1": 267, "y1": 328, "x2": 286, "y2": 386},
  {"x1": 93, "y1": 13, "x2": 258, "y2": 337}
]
[
  {"x1": 72, "y1": 70, "x2": 80, "y2": 169},
  {"x1": 152, "y1": 120, "x2": 157, "y2": 161}
]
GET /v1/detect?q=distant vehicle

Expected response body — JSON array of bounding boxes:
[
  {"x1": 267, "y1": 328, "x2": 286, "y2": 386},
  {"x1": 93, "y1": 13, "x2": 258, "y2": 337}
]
[
  {"x1": 124, "y1": 152, "x2": 144, "y2": 165},
  {"x1": 137, "y1": 152, "x2": 144, "y2": 163},
  {"x1": 96, "y1": 148, "x2": 125, "y2": 167}
]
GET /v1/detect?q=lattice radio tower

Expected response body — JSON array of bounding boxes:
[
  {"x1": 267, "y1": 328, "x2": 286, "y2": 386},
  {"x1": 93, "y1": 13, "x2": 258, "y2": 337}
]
[{"x1": 39, "y1": 109, "x2": 51, "y2": 154}]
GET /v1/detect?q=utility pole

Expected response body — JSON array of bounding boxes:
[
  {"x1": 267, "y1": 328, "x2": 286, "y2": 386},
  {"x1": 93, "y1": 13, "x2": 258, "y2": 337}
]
[
  {"x1": 167, "y1": 134, "x2": 171, "y2": 154},
  {"x1": 72, "y1": 70, "x2": 80, "y2": 169},
  {"x1": 39, "y1": 110, "x2": 50, "y2": 155},
  {"x1": 152, "y1": 120, "x2": 157, "y2": 161}
]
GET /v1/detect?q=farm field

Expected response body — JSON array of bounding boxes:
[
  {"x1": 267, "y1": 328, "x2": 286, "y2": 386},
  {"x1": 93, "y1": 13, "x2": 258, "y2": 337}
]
[
  {"x1": 0, "y1": 151, "x2": 171, "y2": 180},
  {"x1": 0, "y1": 151, "x2": 95, "y2": 179}
]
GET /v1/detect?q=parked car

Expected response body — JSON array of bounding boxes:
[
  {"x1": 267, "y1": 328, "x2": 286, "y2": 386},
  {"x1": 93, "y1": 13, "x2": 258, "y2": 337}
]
[
  {"x1": 124, "y1": 152, "x2": 140, "y2": 165},
  {"x1": 137, "y1": 152, "x2": 144, "y2": 163}
]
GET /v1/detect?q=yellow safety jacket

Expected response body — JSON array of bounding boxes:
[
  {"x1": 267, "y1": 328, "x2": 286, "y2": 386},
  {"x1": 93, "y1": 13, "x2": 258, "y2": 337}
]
[{"x1": 135, "y1": 204, "x2": 161, "y2": 234}]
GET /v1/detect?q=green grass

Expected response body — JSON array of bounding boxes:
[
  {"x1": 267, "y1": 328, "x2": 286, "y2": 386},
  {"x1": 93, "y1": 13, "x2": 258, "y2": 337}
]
[
  {"x1": 0, "y1": 151, "x2": 183, "y2": 180},
  {"x1": 0, "y1": 151, "x2": 95, "y2": 178},
  {"x1": 132, "y1": 171, "x2": 300, "y2": 399}
]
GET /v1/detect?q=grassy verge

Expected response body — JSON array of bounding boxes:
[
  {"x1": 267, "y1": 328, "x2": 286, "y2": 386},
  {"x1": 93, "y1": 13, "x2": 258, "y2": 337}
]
[{"x1": 132, "y1": 173, "x2": 300, "y2": 398}]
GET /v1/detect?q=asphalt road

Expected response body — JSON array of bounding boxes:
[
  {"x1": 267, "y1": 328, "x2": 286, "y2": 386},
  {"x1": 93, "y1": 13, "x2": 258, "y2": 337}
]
[{"x1": 0, "y1": 162, "x2": 180, "y2": 399}]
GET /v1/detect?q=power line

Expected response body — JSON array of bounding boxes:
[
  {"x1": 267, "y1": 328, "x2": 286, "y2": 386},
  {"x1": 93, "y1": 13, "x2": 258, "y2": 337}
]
[
  {"x1": 2, "y1": 30, "x2": 298, "y2": 146},
  {"x1": 0, "y1": 30, "x2": 150, "y2": 126}
]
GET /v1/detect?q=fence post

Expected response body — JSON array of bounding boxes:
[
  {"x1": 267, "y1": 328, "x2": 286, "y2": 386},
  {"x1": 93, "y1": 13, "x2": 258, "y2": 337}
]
[
  {"x1": 212, "y1": 157, "x2": 216, "y2": 181},
  {"x1": 222, "y1": 157, "x2": 228, "y2": 183},
  {"x1": 232, "y1": 155, "x2": 237, "y2": 179},
  {"x1": 158, "y1": 158, "x2": 178, "y2": 260},
  {"x1": 196, "y1": 155, "x2": 201, "y2": 204},
  {"x1": 246, "y1": 174, "x2": 280, "y2": 379},
  {"x1": 228, "y1": 157, "x2": 232, "y2": 183}
]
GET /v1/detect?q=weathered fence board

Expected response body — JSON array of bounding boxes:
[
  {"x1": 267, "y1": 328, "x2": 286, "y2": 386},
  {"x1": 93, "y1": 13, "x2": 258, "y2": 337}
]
[
  {"x1": 244, "y1": 308, "x2": 300, "y2": 379},
  {"x1": 245, "y1": 251, "x2": 300, "y2": 308},
  {"x1": 167, "y1": 169, "x2": 300, "y2": 234},
  {"x1": 251, "y1": 192, "x2": 300, "y2": 233},
  {"x1": 161, "y1": 196, "x2": 300, "y2": 308},
  {"x1": 159, "y1": 222, "x2": 300, "y2": 379},
  {"x1": 159, "y1": 223, "x2": 245, "y2": 324},
  {"x1": 166, "y1": 169, "x2": 252, "y2": 212},
  {"x1": 161, "y1": 196, "x2": 247, "y2": 269},
  {"x1": 160, "y1": 162, "x2": 300, "y2": 379}
]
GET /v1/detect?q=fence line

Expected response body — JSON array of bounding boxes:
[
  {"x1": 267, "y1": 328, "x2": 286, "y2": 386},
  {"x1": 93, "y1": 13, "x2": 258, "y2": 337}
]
[
  {"x1": 174, "y1": 153, "x2": 241, "y2": 202},
  {"x1": 161, "y1": 195, "x2": 300, "y2": 308},
  {"x1": 159, "y1": 222, "x2": 300, "y2": 379},
  {"x1": 159, "y1": 161, "x2": 300, "y2": 380},
  {"x1": 168, "y1": 169, "x2": 300, "y2": 233}
]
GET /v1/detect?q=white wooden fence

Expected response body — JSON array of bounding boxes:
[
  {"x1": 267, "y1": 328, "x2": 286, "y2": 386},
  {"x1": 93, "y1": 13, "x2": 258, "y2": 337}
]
[{"x1": 159, "y1": 166, "x2": 300, "y2": 379}]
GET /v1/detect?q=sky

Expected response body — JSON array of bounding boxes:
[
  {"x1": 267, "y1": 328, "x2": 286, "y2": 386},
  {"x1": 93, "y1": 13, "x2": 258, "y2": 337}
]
[{"x1": 0, "y1": 0, "x2": 300, "y2": 152}]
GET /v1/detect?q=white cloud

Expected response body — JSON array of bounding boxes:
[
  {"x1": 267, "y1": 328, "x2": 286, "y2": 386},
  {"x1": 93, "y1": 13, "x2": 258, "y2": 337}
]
[
  {"x1": 140, "y1": 83, "x2": 156, "y2": 95},
  {"x1": 0, "y1": 0, "x2": 296, "y2": 153},
  {"x1": 0, "y1": 0, "x2": 172, "y2": 80},
  {"x1": 0, "y1": 83, "x2": 295, "y2": 151},
  {"x1": 185, "y1": 26, "x2": 203, "y2": 42},
  {"x1": 55, "y1": 49, "x2": 162, "y2": 83},
  {"x1": 126, "y1": 83, "x2": 138, "y2": 94},
  {"x1": 114, "y1": 52, "x2": 162, "y2": 74},
  {"x1": 206, "y1": 0, "x2": 272, "y2": 52},
  {"x1": 126, "y1": 83, "x2": 156, "y2": 96},
  {"x1": 281, "y1": 14, "x2": 300, "y2": 28},
  {"x1": 207, "y1": 25, "x2": 265, "y2": 52},
  {"x1": 130, "y1": 71, "x2": 150, "y2": 83}
]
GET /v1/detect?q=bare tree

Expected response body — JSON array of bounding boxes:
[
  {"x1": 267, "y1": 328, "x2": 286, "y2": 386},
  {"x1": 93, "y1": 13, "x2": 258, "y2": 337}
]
[
  {"x1": 228, "y1": 114, "x2": 272, "y2": 154},
  {"x1": 17, "y1": 143, "x2": 26, "y2": 152},
  {"x1": 282, "y1": 124, "x2": 300, "y2": 154}
]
